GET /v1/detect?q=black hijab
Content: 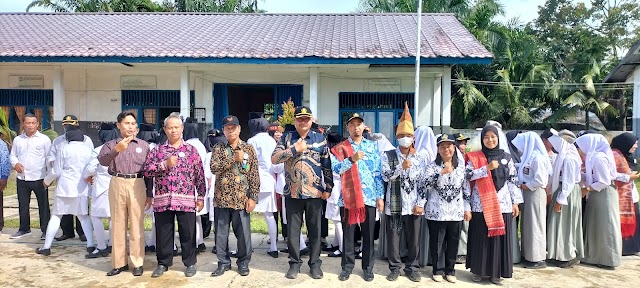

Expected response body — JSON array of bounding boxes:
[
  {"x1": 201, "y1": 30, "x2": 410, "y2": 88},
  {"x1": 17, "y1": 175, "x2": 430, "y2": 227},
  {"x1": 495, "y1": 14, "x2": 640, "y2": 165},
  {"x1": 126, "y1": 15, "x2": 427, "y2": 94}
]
[
  {"x1": 205, "y1": 129, "x2": 226, "y2": 152},
  {"x1": 327, "y1": 132, "x2": 344, "y2": 150},
  {"x1": 481, "y1": 125, "x2": 511, "y2": 191},
  {"x1": 505, "y1": 130, "x2": 522, "y2": 164},
  {"x1": 183, "y1": 122, "x2": 199, "y2": 141},
  {"x1": 137, "y1": 123, "x2": 157, "y2": 143},
  {"x1": 65, "y1": 129, "x2": 84, "y2": 143},
  {"x1": 611, "y1": 132, "x2": 639, "y2": 170},
  {"x1": 98, "y1": 123, "x2": 118, "y2": 144},
  {"x1": 248, "y1": 118, "x2": 269, "y2": 137}
]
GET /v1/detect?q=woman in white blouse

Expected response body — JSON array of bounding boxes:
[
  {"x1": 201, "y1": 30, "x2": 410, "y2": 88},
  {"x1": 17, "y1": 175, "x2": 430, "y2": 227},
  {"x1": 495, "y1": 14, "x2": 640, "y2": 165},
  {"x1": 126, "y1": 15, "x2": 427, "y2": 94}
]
[
  {"x1": 422, "y1": 134, "x2": 469, "y2": 283},
  {"x1": 576, "y1": 133, "x2": 622, "y2": 269}
]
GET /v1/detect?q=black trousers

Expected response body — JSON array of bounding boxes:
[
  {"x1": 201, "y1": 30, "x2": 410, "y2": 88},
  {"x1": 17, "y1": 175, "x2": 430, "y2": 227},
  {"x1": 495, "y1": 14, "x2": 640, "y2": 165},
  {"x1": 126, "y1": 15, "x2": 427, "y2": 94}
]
[
  {"x1": 17, "y1": 179, "x2": 49, "y2": 233},
  {"x1": 215, "y1": 207, "x2": 252, "y2": 268},
  {"x1": 61, "y1": 215, "x2": 85, "y2": 237},
  {"x1": 155, "y1": 210, "x2": 197, "y2": 267},
  {"x1": 429, "y1": 220, "x2": 463, "y2": 276},
  {"x1": 321, "y1": 200, "x2": 329, "y2": 238},
  {"x1": 285, "y1": 197, "x2": 323, "y2": 269},
  {"x1": 387, "y1": 214, "x2": 421, "y2": 273},
  {"x1": 201, "y1": 214, "x2": 212, "y2": 238},
  {"x1": 0, "y1": 191, "x2": 3, "y2": 231},
  {"x1": 341, "y1": 205, "x2": 377, "y2": 273}
]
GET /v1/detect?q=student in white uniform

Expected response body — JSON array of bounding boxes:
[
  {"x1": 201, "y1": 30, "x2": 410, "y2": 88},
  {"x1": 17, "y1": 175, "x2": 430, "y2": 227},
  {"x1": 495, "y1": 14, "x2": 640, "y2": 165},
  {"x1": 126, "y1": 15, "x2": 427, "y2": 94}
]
[
  {"x1": 247, "y1": 117, "x2": 279, "y2": 257},
  {"x1": 325, "y1": 132, "x2": 344, "y2": 257},
  {"x1": 84, "y1": 123, "x2": 119, "y2": 258},
  {"x1": 511, "y1": 131, "x2": 551, "y2": 269},
  {"x1": 183, "y1": 119, "x2": 208, "y2": 253},
  {"x1": 47, "y1": 115, "x2": 94, "y2": 243},
  {"x1": 137, "y1": 124, "x2": 160, "y2": 253},
  {"x1": 36, "y1": 130, "x2": 94, "y2": 256}
]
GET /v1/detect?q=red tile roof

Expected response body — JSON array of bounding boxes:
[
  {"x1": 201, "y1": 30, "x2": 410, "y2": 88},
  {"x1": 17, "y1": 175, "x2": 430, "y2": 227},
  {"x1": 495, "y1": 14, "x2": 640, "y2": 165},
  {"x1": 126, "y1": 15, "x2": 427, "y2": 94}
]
[{"x1": 0, "y1": 13, "x2": 492, "y2": 63}]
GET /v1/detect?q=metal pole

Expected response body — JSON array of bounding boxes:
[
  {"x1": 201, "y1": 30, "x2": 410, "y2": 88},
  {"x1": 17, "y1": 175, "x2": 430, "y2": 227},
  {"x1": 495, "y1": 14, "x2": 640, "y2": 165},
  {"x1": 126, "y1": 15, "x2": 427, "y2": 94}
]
[{"x1": 414, "y1": 0, "x2": 423, "y2": 126}]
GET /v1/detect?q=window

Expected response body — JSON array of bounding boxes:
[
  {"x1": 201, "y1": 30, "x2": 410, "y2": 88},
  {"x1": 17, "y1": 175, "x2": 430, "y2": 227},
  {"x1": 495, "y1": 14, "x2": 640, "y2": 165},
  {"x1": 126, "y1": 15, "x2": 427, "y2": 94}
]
[
  {"x1": 122, "y1": 90, "x2": 195, "y2": 130},
  {"x1": 339, "y1": 92, "x2": 414, "y2": 145},
  {"x1": 0, "y1": 89, "x2": 53, "y2": 134}
]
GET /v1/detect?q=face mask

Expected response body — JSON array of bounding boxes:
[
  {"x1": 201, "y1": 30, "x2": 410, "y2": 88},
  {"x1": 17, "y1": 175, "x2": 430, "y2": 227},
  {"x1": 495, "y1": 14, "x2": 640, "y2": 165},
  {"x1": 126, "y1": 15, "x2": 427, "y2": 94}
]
[{"x1": 397, "y1": 137, "x2": 413, "y2": 148}]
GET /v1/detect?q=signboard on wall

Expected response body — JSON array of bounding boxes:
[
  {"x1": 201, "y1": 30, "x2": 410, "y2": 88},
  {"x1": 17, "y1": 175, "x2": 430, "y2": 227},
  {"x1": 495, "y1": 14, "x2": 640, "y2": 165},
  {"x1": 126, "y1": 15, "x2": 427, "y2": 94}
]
[
  {"x1": 8, "y1": 75, "x2": 44, "y2": 88},
  {"x1": 365, "y1": 79, "x2": 401, "y2": 92},
  {"x1": 120, "y1": 75, "x2": 157, "y2": 89}
]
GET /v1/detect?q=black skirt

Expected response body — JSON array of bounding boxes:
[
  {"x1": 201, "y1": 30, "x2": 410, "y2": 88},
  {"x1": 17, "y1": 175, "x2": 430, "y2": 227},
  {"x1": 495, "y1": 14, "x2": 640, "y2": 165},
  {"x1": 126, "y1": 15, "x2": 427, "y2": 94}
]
[
  {"x1": 466, "y1": 212, "x2": 513, "y2": 279},
  {"x1": 623, "y1": 202, "x2": 640, "y2": 255}
]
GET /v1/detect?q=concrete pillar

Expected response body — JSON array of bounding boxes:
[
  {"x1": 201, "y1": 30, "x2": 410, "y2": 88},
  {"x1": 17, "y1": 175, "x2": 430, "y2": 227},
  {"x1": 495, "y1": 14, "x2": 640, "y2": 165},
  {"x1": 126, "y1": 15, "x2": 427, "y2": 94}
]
[
  {"x1": 416, "y1": 77, "x2": 433, "y2": 127},
  {"x1": 441, "y1": 66, "x2": 452, "y2": 133},
  {"x1": 53, "y1": 66, "x2": 65, "y2": 124},
  {"x1": 433, "y1": 76, "x2": 442, "y2": 133},
  {"x1": 180, "y1": 67, "x2": 190, "y2": 117},
  {"x1": 634, "y1": 69, "x2": 640, "y2": 156},
  {"x1": 309, "y1": 67, "x2": 319, "y2": 116}
]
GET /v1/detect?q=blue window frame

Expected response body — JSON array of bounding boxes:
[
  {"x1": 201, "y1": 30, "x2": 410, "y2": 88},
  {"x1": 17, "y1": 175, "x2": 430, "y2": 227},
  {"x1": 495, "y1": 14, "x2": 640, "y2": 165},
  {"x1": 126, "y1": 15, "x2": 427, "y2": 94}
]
[
  {"x1": 338, "y1": 92, "x2": 414, "y2": 146},
  {"x1": 121, "y1": 90, "x2": 195, "y2": 130},
  {"x1": 0, "y1": 89, "x2": 53, "y2": 133}
]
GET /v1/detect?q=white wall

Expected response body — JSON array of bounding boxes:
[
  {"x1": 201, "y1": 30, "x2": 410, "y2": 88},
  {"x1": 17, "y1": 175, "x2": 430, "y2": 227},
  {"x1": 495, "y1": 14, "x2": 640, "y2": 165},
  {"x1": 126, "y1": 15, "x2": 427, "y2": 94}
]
[{"x1": 0, "y1": 63, "x2": 450, "y2": 128}]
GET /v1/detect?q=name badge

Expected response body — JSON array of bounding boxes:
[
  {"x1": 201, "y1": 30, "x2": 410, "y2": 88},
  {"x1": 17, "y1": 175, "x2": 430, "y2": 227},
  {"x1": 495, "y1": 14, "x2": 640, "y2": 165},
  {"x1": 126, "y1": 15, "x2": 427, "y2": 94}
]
[
  {"x1": 135, "y1": 147, "x2": 142, "y2": 153},
  {"x1": 178, "y1": 152, "x2": 185, "y2": 158},
  {"x1": 500, "y1": 159, "x2": 508, "y2": 165}
]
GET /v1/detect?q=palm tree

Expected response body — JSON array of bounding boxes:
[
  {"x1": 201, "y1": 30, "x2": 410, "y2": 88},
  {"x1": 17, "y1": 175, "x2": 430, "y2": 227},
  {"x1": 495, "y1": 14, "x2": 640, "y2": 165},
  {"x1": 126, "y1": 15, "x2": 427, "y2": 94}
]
[
  {"x1": 27, "y1": 0, "x2": 163, "y2": 12},
  {"x1": 0, "y1": 109, "x2": 16, "y2": 149},
  {"x1": 164, "y1": 0, "x2": 263, "y2": 12}
]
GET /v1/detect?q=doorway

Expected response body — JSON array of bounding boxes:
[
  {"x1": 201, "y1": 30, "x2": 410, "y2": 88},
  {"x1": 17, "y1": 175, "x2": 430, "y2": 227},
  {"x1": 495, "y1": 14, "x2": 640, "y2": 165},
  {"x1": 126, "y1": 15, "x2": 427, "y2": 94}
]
[{"x1": 226, "y1": 85, "x2": 275, "y2": 141}]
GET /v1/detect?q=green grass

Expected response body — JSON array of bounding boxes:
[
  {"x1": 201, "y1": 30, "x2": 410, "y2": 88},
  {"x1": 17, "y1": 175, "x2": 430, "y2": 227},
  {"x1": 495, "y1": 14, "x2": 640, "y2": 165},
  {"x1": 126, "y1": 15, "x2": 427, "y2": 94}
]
[
  {"x1": 2, "y1": 212, "x2": 294, "y2": 235},
  {"x1": 2, "y1": 173, "x2": 17, "y2": 197}
]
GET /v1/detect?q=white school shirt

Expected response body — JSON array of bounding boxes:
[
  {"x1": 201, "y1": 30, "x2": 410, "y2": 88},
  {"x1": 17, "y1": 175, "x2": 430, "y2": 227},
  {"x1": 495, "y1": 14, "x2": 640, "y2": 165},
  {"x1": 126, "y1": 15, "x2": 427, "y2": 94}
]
[
  {"x1": 583, "y1": 153, "x2": 615, "y2": 192},
  {"x1": 247, "y1": 132, "x2": 277, "y2": 193},
  {"x1": 10, "y1": 131, "x2": 51, "y2": 181},
  {"x1": 48, "y1": 134, "x2": 94, "y2": 169},
  {"x1": 82, "y1": 145, "x2": 112, "y2": 198},
  {"x1": 44, "y1": 141, "x2": 93, "y2": 197},
  {"x1": 519, "y1": 152, "x2": 551, "y2": 191},
  {"x1": 554, "y1": 156, "x2": 582, "y2": 205}
]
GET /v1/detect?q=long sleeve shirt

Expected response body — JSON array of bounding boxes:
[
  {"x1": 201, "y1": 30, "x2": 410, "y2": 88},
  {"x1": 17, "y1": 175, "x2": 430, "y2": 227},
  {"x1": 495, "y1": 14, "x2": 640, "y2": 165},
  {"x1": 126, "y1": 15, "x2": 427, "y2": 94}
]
[
  {"x1": 210, "y1": 141, "x2": 260, "y2": 210},
  {"x1": 519, "y1": 153, "x2": 550, "y2": 190},
  {"x1": 248, "y1": 132, "x2": 277, "y2": 193},
  {"x1": 465, "y1": 158, "x2": 523, "y2": 213},
  {"x1": 381, "y1": 148, "x2": 428, "y2": 215},
  {"x1": 0, "y1": 140, "x2": 10, "y2": 180},
  {"x1": 82, "y1": 145, "x2": 112, "y2": 198},
  {"x1": 98, "y1": 137, "x2": 152, "y2": 196},
  {"x1": 421, "y1": 162, "x2": 470, "y2": 221},
  {"x1": 48, "y1": 134, "x2": 94, "y2": 169},
  {"x1": 554, "y1": 157, "x2": 581, "y2": 205},
  {"x1": 10, "y1": 131, "x2": 51, "y2": 181},
  {"x1": 615, "y1": 172, "x2": 639, "y2": 203},
  {"x1": 44, "y1": 142, "x2": 93, "y2": 197},
  {"x1": 143, "y1": 141, "x2": 206, "y2": 213},
  {"x1": 271, "y1": 130, "x2": 333, "y2": 199},
  {"x1": 584, "y1": 154, "x2": 614, "y2": 192},
  {"x1": 331, "y1": 137, "x2": 384, "y2": 207}
]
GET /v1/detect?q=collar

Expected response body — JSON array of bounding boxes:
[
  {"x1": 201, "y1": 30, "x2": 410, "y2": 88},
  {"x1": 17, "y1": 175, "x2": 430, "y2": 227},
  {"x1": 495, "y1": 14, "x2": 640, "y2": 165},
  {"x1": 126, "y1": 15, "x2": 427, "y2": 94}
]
[
  {"x1": 293, "y1": 130, "x2": 312, "y2": 140},
  {"x1": 116, "y1": 137, "x2": 139, "y2": 143},
  {"x1": 348, "y1": 136, "x2": 368, "y2": 145},
  {"x1": 162, "y1": 139, "x2": 186, "y2": 149},
  {"x1": 21, "y1": 131, "x2": 41, "y2": 138},
  {"x1": 395, "y1": 146, "x2": 415, "y2": 158},
  {"x1": 225, "y1": 140, "x2": 245, "y2": 148}
]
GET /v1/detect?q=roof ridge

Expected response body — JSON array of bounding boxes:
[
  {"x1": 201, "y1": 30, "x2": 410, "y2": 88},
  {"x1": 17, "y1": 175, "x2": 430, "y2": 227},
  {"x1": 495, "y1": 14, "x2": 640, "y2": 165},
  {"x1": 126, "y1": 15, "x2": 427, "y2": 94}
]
[{"x1": 0, "y1": 12, "x2": 456, "y2": 16}]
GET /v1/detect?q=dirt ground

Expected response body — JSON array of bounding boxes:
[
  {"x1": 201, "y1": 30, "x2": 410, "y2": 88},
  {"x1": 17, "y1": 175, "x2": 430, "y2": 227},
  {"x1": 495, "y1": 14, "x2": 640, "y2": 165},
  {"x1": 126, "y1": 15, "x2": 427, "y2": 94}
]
[{"x1": 0, "y1": 228, "x2": 638, "y2": 288}]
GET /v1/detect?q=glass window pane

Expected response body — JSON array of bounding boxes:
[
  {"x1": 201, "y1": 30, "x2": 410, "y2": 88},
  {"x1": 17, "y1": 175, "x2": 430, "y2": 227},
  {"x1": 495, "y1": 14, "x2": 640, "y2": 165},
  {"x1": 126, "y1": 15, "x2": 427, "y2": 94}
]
[{"x1": 378, "y1": 111, "x2": 394, "y2": 143}]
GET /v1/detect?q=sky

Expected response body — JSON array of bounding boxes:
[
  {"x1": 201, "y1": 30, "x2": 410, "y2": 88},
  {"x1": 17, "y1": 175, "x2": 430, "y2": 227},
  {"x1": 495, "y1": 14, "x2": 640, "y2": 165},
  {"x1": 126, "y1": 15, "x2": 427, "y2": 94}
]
[{"x1": 0, "y1": 0, "x2": 550, "y2": 24}]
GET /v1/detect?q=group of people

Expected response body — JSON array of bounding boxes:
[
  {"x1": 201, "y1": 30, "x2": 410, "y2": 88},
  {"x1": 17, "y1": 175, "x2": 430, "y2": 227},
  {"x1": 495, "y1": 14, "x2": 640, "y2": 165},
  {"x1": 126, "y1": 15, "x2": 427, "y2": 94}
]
[{"x1": 3, "y1": 105, "x2": 639, "y2": 284}]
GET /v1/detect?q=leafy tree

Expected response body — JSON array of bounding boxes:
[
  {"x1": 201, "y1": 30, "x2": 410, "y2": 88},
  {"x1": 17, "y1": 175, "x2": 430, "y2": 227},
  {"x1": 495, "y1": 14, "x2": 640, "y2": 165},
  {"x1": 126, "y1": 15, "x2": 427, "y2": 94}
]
[
  {"x1": 276, "y1": 98, "x2": 295, "y2": 128},
  {"x1": 27, "y1": 0, "x2": 163, "y2": 12},
  {"x1": 0, "y1": 109, "x2": 16, "y2": 149},
  {"x1": 162, "y1": 0, "x2": 263, "y2": 12}
]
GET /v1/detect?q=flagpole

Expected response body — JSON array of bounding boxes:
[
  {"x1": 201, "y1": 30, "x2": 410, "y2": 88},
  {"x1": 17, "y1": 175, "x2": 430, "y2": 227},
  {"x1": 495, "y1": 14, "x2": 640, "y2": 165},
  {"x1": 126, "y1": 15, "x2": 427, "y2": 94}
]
[{"x1": 414, "y1": 0, "x2": 422, "y2": 127}]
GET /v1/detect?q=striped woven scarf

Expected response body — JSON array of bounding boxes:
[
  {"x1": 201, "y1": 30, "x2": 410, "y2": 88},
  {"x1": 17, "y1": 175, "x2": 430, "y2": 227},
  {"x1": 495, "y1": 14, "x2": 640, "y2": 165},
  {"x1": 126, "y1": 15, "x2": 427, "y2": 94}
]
[{"x1": 466, "y1": 151, "x2": 506, "y2": 237}]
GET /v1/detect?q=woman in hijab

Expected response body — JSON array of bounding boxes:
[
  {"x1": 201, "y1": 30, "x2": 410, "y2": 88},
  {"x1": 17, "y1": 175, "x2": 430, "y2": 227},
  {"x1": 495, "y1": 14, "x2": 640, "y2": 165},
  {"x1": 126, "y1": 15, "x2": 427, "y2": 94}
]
[
  {"x1": 464, "y1": 125, "x2": 522, "y2": 285},
  {"x1": 37, "y1": 130, "x2": 95, "y2": 256},
  {"x1": 414, "y1": 126, "x2": 438, "y2": 267},
  {"x1": 505, "y1": 131, "x2": 523, "y2": 166},
  {"x1": 576, "y1": 133, "x2": 622, "y2": 269},
  {"x1": 610, "y1": 132, "x2": 640, "y2": 256},
  {"x1": 546, "y1": 130, "x2": 584, "y2": 268},
  {"x1": 83, "y1": 123, "x2": 119, "y2": 258},
  {"x1": 182, "y1": 119, "x2": 210, "y2": 253},
  {"x1": 325, "y1": 132, "x2": 345, "y2": 257},
  {"x1": 511, "y1": 132, "x2": 552, "y2": 269}
]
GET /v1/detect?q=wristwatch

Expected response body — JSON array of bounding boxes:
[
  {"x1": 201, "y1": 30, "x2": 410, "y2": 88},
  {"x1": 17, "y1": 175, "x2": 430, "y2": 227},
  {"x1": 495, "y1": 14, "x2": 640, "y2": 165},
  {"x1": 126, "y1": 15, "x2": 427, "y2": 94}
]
[{"x1": 348, "y1": 156, "x2": 355, "y2": 163}]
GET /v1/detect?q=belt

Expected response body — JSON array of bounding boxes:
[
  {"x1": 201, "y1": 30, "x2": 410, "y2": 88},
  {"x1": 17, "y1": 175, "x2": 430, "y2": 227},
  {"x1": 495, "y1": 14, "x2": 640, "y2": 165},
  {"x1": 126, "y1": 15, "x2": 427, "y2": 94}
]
[{"x1": 110, "y1": 172, "x2": 143, "y2": 179}]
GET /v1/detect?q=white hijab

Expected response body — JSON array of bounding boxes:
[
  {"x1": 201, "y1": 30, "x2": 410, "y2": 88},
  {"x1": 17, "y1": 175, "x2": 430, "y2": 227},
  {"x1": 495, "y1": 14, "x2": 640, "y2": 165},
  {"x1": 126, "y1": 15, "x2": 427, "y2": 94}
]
[
  {"x1": 575, "y1": 133, "x2": 616, "y2": 185},
  {"x1": 414, "y1": 126, "x2": 437, "y2": 162},
  {"x1": 374, "y1": 133, "x2": 395, "y2": 154},
  {"x1": 548, "y1": 134, "x2": 582, "y2": 192},
  {"x1": 511, "y1": 131, "x2": 552, "y2": 184}
]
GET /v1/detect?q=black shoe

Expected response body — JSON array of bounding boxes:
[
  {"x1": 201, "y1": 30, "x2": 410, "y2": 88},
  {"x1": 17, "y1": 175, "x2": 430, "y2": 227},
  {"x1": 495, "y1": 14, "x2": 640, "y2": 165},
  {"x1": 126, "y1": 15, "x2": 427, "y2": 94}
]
[
  {"x1": 526, "y1": 261, "x2": 547, "y2": 269},
  {"x1": 491, "y1": 277, "x2": 503, "y2": 285},
  {"x1": 279, "y1": 248, "x2": 289, "y2": 253},
  {"x1": 300, "y1": 247, "x2": 310, "y2": 256},
  {"x1": 338, "y1": 270, "x2": 351, "y2": 281},
  {"x1": 35, "y1": 248, "x2": 51, "y2": 256},
  {"x1": 85, "y1": 248, "x2": 109, "y2": 259},
  {"x1": 327, "y1": 250, "x2": 342, "y2": 258},
  {"x1": 363, "y1": 270, "x2": 374, "y2": 282},
  {"x1": 456, "y1": 255, "x2": 466, "y2": 264},
  {"x1": 386, "y1": 271, "x2": 400, "y2": 281},
  {"x1": 310, "y1": 266, "x2": 323, "y2": 279},
  {"x1": 407, "y1": 271, "x2": 421, "y2": 282},
  {"x1": 40, "y1": 233, "x2": 45, "y2": 240},
  {"x1": 285, "y1": 266, "x2": 300, "y2": 279},
  {"x1": 145, "y1": 245, "x2": 156, "y2": 253},
  {"x1": 230, "y1": 250, "x2": 238, "y2": 258},
  {"x1": 596, "y1": 264, "x2": 615, "y2": 270},
  {"x1": 79, "y1": 235, "x2": 87, "y2": 242},
  {"x1": 86, "y1": 246, "x2": 95, "y2": 253},
  {"x1": 173, "y1": 249, "x2": 182, "y2": 257},
  {"x1": 211, "y1": 265, "x2": 231, "y2": 277},
  {"x1": 197, "y1": 243, "x2": 206, "y2": 253},
  {"x1": 355, "y1": 251, "x2": 363, "y2": 259},
  {"x1": 55, "y1": 235, "x2": 74, "y2": 241},
  {"x1": 322, "y1": 245, "x2": 339, "y2": 252},
  {"x1": 267, "y1": 250, "x2": 279, "y2": 258},
  {"x1": 185, "y1": 265, "x2": 196, "y2": 277},
  {"x1": 106, "y1": 265, "x2": 129, "y2": 276},
  {"x1": 132, "y1": 266, "x2": 143, "y2": 276},
  {"x1": 151, "y1": 265, "x2": 167, "y2": 278},
  {"x1": 558, "y1": 258, "x2": 580, "y2": 268},
  {"x1": 106, "y1": 246, "x2": 112, "y2": 253},
  {"x1": 211, "y1": 246, "x2": 216, "y2": 254},
  {"x1": 238, "y1": 266, "x2": 250, "y2": 276}
]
